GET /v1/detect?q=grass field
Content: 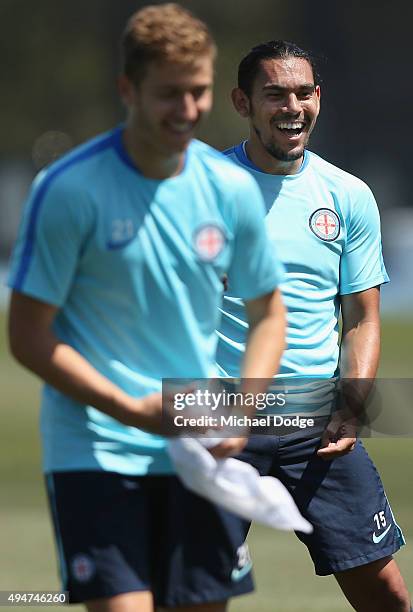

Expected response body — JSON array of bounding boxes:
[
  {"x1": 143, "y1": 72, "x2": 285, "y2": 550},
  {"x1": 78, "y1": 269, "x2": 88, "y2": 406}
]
[{"x1": 0, "y1": 313, "x2": 412, "y2": 611}]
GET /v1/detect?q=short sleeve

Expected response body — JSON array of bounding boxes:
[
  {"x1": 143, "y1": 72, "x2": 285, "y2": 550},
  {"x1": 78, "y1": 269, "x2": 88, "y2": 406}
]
[
  {"x1": 227, "y1": 175, "x2": 284, "y2": 299},
  {"x1": 340, "y1": 184, "x2": 389, "y2": 295},
  {"x1": 7, "y1": 170, "x2": 94, "y2": 306}
]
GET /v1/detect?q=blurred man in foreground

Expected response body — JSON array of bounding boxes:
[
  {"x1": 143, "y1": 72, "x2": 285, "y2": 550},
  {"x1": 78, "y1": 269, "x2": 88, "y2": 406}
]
[
  {"x1": 7, "y1": 8, "x2": 285, "y2": 612},
  {"x1": 217, "y1": 40, "x2": 411, "y2": 611}
]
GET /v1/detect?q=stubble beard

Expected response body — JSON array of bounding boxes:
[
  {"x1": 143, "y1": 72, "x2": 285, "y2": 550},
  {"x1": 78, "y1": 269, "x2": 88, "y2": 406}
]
[{"x1": 253, "y1": 124, "x2": 307, "y2": 162}]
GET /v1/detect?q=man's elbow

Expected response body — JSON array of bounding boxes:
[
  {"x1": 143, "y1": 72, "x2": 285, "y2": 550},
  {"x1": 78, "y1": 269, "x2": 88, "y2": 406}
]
[
  {"x1": 7, "y1": 312, "x2": 38, "y2": 371},
  {"x1": 7, "y1": 292, "x2": 56, "y2": 370},
  {"x1": 8, "y1": 322, "x2": 29, "y2": 367}
]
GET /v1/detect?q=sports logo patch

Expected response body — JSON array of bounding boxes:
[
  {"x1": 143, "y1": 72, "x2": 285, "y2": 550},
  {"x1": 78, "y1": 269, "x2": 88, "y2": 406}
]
[
  {"x1": 309, "y1": 208, "x2": 340, "y2": 241},
  {"x1": 231, "y1": 543, "x2": 253, "y2": 582},
  {"x1": 71, "y1": 553, "x2": 96, "y2": 583},
  {"x1": 193, "y1": 224, "x2": 226, "y2": 261},
  {"x1": 106, "y1": 218, "x2": 136, "y2": 250}
]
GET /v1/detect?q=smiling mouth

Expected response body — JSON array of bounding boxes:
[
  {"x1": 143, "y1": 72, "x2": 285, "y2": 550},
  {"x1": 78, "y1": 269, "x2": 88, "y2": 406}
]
[
  {"x1": 166, "y1": 121, "x2": 195, "y2": 135},
  {"x1": 276, "y1": 121, "x2": 305, "y2": 137}
]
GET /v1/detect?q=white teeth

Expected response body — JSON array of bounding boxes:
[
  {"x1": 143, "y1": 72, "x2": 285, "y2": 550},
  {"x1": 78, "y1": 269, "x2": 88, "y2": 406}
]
[
  {"x1": 277, "y1": 122, "x2": 304, "y2": 130},
  {"x1": 169, "y1": 123, "x2": 192, "y2": 133}
]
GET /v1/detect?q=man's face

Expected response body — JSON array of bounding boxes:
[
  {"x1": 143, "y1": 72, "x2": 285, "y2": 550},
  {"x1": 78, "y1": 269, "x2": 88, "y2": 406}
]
[
  {"x1": 121, "y1": 55, "x2": 213, "y2": 155},
  {"x1": 245, "y1": 57, "x2": 320, "y2": 162}
]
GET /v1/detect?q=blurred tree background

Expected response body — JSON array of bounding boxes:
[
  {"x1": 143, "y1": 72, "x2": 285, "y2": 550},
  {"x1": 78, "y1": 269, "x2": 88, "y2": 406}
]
[
  {"x1": 1, "y1": 0, "x2": 412, "y2": 310},
  {"x1": 2, "y1": 0, "x2": 411, "y2": 178}
]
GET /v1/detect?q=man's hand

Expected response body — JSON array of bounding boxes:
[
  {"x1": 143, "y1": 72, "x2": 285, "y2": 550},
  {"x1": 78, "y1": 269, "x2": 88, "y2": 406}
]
[
  {"x1": 123, "y1": 391, "x2": 171, "y2": 436},
  {"x1": 123, "y1": 388, "x2": 216, "y2": 437},
  {"x1": 207, "y1": 436, "x2": 248, "y2": 458},
  {"x1": 121, "y1": 390, "x2": 198, "y2": 437},
  {"x1": 317, "y1": 409, "x2": 357, "y2": 460}
]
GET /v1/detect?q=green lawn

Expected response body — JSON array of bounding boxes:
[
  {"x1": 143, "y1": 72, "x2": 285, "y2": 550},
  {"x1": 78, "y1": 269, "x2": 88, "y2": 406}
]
[{"x1": 0, "y1": 313, "x2": 412, "y2": 611}]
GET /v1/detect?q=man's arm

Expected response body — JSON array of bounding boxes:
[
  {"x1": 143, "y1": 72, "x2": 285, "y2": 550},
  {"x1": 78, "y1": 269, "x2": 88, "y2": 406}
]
[
  {"x1": 339, "y1": 287, "x2": 381, "y2": 378},
  {"x1": 242, "y1": 287, "x2": 286, "y2": 380},
  {"x1": 8, "y1": 291, "x2": 170, "y2": 435},
  {"x1": 317, "y1": 286, "x2": 380, "y2": 459},
  {"x1": 209, "y1": 288, "x2": 285, "y2": 458}
]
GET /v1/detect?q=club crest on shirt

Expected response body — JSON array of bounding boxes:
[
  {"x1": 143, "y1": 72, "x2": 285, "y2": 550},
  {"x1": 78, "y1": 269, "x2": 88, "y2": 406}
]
[
  {"x1": 71, "y1": 553, "x2": 96, "y2": 583},
  {"x1": 193, "y1": 223, "x2": 226, "y2": 261},
  {"x1": 309, "y1": 208, "x2": 341, "y2": 242}
]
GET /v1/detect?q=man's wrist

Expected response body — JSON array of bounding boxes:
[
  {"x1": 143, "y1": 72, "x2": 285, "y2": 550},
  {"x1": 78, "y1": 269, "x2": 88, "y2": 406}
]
[{"x1": 108, "y1": 390, "x2": 144, "y2": 426}]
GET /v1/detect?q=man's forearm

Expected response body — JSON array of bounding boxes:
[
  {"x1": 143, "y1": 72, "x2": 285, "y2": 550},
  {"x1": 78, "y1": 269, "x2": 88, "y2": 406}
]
[
  {"x1": 207, "y1": 292, "x2": 285, "y2": 458},
  {"x1": 10, "y1": 328, "x2": 145, "y2": 427},
  {"x1": 318, "y1": 288, "x2": 382, "y2": 458},
  {"x1": 241, "y1": 314, "x2": 285, "y2": 380},
  {"x1": 14, "y1": 335, "x2": 140, "y2": 422},
  {"x1": 239, "y1": 290, "x2": 286, "y2": 401},
  {"x1": 339, "y1": 315, "x2": 381, "y2": 423},
  {"x1": 340, "y1": 320, "x2": 380, "y2": 379}
]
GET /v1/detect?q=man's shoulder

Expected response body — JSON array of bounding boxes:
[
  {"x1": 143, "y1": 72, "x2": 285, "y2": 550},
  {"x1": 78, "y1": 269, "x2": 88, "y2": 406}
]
[
  {"x1": 190, "y1": 139, "x2": 257, "y2": 190},
  {"x1": 307, "y1": 151, "x2": 372, "y2": 197},
  {"x1": 33, "y1": 128, "x2": 118, "y2": 195},
  {"x1": 222, "y1": 144, "x2": 238, "y2": 158}
]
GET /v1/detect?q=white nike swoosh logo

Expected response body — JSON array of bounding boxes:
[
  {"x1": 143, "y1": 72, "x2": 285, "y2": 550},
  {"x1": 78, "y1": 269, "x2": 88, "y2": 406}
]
[
  {"x1": 106, "y1": 237, "x2": 136, "y2": 250},
  {"x1": 372, "y1": 524, "x2": 392, "y2": 544},
  {"x1": 231, "y1": 561, "x2": 252, "y2": 582}
]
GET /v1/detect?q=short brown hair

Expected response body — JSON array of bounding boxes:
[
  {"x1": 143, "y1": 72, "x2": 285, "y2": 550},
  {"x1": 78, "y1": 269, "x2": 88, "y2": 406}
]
[{"x1": 121, "y1": 3, "x2": 216, "y2": 83}]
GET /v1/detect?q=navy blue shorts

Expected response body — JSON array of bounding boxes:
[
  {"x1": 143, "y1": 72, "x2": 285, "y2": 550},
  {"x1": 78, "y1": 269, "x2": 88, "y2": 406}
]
[
  {"x1": 238, "y1": 435, "x2": 405, "y2": 576},
  {"x1": 46, "y1": 472, "x2": 253, "y2": 605}
]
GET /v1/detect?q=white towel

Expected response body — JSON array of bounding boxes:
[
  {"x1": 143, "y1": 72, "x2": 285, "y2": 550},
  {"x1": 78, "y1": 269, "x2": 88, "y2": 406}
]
[{"x1": 168, "y1": 437, "x2": 313, "y2": 533}]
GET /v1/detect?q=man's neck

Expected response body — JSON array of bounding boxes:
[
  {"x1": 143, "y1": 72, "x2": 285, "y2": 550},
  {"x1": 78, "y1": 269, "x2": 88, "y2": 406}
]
[
  {"x1": 123, "y1": 126, "x2": 185, "y2": 180},
  {"x1": 245, "y1": 139, "x2": 303, "y2": 176}
]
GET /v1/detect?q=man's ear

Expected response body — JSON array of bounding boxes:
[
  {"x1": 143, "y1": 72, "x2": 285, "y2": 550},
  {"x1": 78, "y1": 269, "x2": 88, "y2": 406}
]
[
  {"x1": 315, "y1": 84, "x2": 321, "y2": 112},
  {"x1": 231, "y1": 87, "x2": 251, "y2": 118}
]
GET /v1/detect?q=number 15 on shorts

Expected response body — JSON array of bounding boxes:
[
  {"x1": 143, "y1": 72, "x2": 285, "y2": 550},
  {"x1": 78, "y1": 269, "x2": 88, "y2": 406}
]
[{"x1": 374, "y1": 511, "x2": 387, "y2": 530}]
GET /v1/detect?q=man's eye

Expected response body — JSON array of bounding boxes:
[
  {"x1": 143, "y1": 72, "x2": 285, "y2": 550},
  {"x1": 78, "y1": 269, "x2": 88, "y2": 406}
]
[
  {"x1": 192, "y1": 87, "x2": 208, "y2": 100},
  {"x1": 298, "y1": 89, "x2": 315, "y2": 99}
]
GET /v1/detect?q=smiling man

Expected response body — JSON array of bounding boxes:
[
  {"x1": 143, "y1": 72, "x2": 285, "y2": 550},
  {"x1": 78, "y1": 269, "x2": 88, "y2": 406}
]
[
  {"x1": 6, "y1": 10, "x2": 286, "y2": 612},
  {"x1": 234, "y1": 50, "x2": 319, "y2": 173},
  {"x1": 217, "y1": 40, "x2": 411, "y2": 611}
]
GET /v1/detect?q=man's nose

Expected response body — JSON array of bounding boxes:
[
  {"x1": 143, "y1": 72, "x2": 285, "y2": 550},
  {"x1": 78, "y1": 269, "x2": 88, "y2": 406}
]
[
  {"x1": 283, "y1": 93, "x2": 301, "y2": 114},
  {"x1": 178, "y1": 93, "x2": 198, "y2": 120}
]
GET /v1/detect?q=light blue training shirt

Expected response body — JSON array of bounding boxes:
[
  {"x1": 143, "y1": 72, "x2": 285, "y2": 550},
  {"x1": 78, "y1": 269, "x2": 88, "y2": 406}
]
[
  {"x1": 8, "y1": 127, "x2": 284, "y2": 475},
  {"x1": 217, "y1": 143, "x2": 389, "y2": 413}
]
